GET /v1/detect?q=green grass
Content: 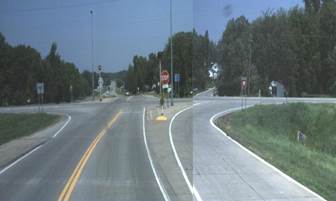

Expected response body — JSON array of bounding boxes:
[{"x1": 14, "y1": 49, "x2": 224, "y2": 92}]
[
  {"x1": 0, "y1": 113, "x2": 60, "y2": 145},
  {"x1": 216, "y1": 103, "x2": 336, "y2": 200}
]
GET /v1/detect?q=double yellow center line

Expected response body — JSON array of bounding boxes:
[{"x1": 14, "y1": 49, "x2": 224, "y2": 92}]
[{"x1": 57, "y1": 111, "x2": 123, "y2": 201}]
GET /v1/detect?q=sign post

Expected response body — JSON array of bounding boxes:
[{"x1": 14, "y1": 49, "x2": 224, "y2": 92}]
[
  {"x1": 36, "y1": 82, "x2": 44, "y2": 112},
  {"x1": 97, "y1": 65, "x2": 103, "y2": 102},
  {"x1": 156, "y1": 52, "x2": 168, "y2": 121},
  {"x1": 174, "y1": 73, "x2": 180, "y2": 97},
  {"x1": 240, "y1": 77, "x2": 247, "y2": 110},
  {"x1": 161, "y1": 70, "x2": 170, "y2": 108},
  {"x1": 69, "y1": 85, "x2": 73, "y2": 103}
]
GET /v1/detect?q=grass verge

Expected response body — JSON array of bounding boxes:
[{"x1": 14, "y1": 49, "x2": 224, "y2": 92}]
[
  {"x1": 216, "y1": 103, "x2": 336, "y2": 200},
  {"x1": 0, "y1": 113, "x2": 60, "y2": 145}
]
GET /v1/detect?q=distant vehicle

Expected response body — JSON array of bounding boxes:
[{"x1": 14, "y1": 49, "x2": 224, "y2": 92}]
[{"x1": 125, "y1": 91, "x2": 130, "y2": 96}]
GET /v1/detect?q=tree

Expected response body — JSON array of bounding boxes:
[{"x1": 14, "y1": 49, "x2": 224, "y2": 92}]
[
  {"x1": 217, "y1": 16, "x2": 251, "y2": 96},
  {"x1": 0, "y1": 35, "x2": 91, "y2": 105},
  {"x1": 192, "y1": 30, "x2": 216, "y2": 90},
  {"x1": 163, "y1": 32, "x2": 193, "y2": 96},
  {"x1": 124, "y1": 31, "x2": 196, "y2": 97}
]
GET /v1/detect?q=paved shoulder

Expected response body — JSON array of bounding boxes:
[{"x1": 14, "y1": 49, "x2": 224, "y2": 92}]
[
  {"x1": 0, "y1": 115, "x2": 68, "y2": 169},
  {"x1": 145, "y1": 103, "x2": 193, "y2": 201}
]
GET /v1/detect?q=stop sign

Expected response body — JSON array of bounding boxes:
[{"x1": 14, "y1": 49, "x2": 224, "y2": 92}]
[{"x1": 161, "y1": 70, "x2": 170, "y2": 84}]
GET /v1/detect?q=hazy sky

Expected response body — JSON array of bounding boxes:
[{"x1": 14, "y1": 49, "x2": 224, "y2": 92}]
[
  {"x1": 195, "y1": 0, "x2": 303, "y2": 41},
  {"x1": 0, "y1": 0, "x2": 302, "y2": 72}
]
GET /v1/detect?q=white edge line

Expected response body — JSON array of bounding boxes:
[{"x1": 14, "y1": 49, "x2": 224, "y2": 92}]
[
  {"x1": 142, "y1": 107, "x2": 171, "y2": 201},
  {"x1": 210, "y1": 106, "x2": 328, "y2": 201},
  {"x1": 53, "y1": 114, "x2": 72, "y2": 138},
  {"x1": 0, "y1": 144, "x2": 42, "y2": 175},
  {"x1": 169, "y1": 103, "x2": 203, "y2": 201},
  {"x1": 194, "y1": 87, "x2": 214, "y2": 97},
  {"x1": 0, "y1": 113, "x2": 72, "y2": 176}
]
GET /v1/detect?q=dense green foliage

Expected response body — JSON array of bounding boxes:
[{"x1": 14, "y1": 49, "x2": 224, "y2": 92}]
[
  {"x1": 3, "y1": 0, "x2": 336, "y2": 100},
  {"x1": 216, "y1": 103, "x2": 336, "y2": 200},
  {"x1": 124, "y1": 31, "x2": 215, "y2": 96},
  {"x1": 0, "y1": 113, "x2": 60, "y2": 145},
  {"x1": 0, "y1": 34, "x2": 125, "y2": 105},
  {"x1": 125, "y1": 1, "x2": 336, "y2": 97},
  {"x1": 0, "y1": 34, "x2": 91, "y2": 105},
  {"x1": 217, "y1": 0, "x2": 336, "y2": 96}
]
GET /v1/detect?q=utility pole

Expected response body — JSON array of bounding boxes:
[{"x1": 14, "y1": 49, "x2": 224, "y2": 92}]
[
  {"x1": 170, "y1": 0, "x2": 174, "y2": 106},
  {"x1": 159, "y1": 59, "x2": 162, "y2": 97},
  {"x1": 90, "y1": 10, "x2": 95, "y2": 101}
]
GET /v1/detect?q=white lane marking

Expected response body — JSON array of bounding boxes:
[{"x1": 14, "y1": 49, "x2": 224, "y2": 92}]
[
  {"x1": 169, "y1": 103, "x2": 203, "y2": 201},
  {"x1": 0, "y1": 145, "x2": 42, "y2": 176},
  {"x1": 0, "y1": 113, "x2": 72, "y2": 176},
  {"x1": 53, "y1": 114, "x2": 72, "y2": 138},
  {"x1": 194, "y1": 87, "x2": 214, "y2": 97},
  {"x1": 210, "y1": 106, "x2": 327, "y2": 201},
  {"x1": 142, "y1": 107, "x2": 171, "y2": 201}
]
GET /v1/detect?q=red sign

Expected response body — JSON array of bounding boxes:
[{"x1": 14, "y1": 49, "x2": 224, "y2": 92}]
[
  {"x1": 240, "y1": 77, "x2": 247, "y2": 89},
  {"x1": 161, "y1": 70, "x2": 170, "y2": 84}
]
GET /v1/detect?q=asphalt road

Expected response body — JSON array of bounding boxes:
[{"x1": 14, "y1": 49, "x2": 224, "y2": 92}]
[
  {"x1": 0, "y1": 96, "x2": 164, "y2": 201},
  {"x1": 1, "y1": 92, "x2": 334, "y2": 201}
]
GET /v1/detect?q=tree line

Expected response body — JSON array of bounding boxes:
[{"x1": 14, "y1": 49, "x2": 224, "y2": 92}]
[
  {"x1": 124, "y1": 31, "x2": 215, "y2": 97},
  {"x1": 3, "y1": 0, "x2": 335, "y2": 103},
  {"x1": 124, "y1": 0, "x2": 336, "y2": 97},
  {"x1": 0, "y1": 33, "x2": 91, "y2": 105},
  {"x1": 216, "y1": 0, "x2": 336, "y2": 96}
]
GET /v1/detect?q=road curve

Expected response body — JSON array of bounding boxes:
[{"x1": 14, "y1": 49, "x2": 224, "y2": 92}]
[
  {"x1": 172, "y1": 97, "x2": 327, "y2": 201},
  {"x1": 0, "y1": 96, "x2": 165, "y2": 201}
]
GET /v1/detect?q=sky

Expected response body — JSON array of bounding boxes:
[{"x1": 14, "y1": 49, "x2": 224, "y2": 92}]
[
  {"x1": 0, "y1": 0, "x2": 302, "y2": 72},
  {"x1": 194, "y1": 0, "x2": 303, "y2": 41}
]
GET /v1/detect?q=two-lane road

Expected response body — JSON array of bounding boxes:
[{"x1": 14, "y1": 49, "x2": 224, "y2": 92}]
[{"x1": 0, "y1": 96, "x2": 164, "y2": 201}]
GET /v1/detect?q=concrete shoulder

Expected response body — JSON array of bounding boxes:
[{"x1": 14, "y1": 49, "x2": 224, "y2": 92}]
[{"x1": 145, "y1": 103, "x2": 192, "y2": 201}]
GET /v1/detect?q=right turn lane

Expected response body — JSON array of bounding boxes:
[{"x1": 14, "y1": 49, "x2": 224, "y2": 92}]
[
  {"x1": 171, "y1": 98, "x2": 326, "y2": 201},
  {"x1": 192, "y1": 100, "x2": 325, "y2": 201}
]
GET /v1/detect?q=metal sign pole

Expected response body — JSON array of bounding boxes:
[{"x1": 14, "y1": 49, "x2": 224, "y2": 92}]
[
  {"x1": 159, "y1": 60, "x2": 162, "y2": 98},
  {"x1": 244, "y1": 87, "x2": 247, "y2": 110},
  {"x1": 240, "y1": 77, "x2": 247, "y2": 111},
  {"x1": 241, "y1": 89, "x2": 243, "y2": 110},
  {"x1": 36, "y1": 82, "x2": 44, "y2": 113},
  {"x1": 41, "y1": 94, "x2": 44, "y2": 112},
  {"x1": 38, "y1": 94, "x2": 40, "y2": 113}
]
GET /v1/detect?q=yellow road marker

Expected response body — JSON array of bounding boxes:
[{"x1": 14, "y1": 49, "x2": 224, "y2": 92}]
[
  {"x1": 156, "y1": 115, "x2": 168, "y2": 121},
  {"x1": 57, "y1": 111, "x2": 122, "y2": 201}
]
